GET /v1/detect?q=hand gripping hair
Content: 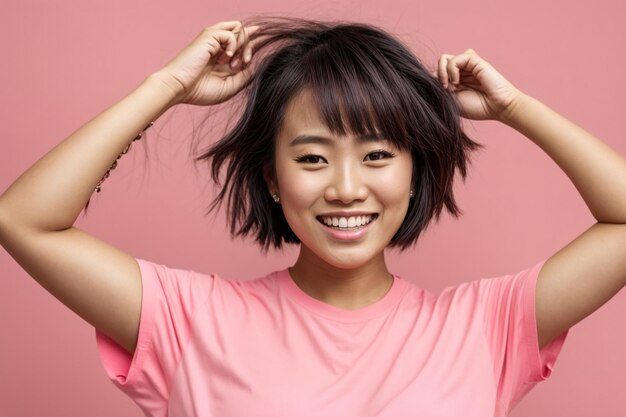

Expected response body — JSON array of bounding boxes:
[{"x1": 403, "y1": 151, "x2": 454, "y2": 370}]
[{"x1": 196, "y1": 16, "x2": 483, "y2": 252}]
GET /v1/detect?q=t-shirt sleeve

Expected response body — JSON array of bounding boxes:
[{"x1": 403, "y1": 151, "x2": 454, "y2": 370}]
[
  {"x1": 478, "y1": 259, "x2": 570, "y2": 414},
  {"x1": 94, "y1": 258, "x2": 215, "y2": 416}
]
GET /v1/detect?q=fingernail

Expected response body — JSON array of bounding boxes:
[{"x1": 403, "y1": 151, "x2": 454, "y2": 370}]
[{"x1": 226, "y1": 50, "x2": 234, "y2": 56}]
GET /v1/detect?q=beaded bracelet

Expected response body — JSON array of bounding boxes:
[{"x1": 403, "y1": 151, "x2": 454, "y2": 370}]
[{"x1": 94, "y1": 121, "x2": 154, "y2": 193}]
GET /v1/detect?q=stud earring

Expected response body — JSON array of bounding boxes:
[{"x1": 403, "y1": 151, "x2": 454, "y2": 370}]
[
  {"x1": 272, "y1": 194, "x2": 280, "y2": 203},
  {"x1": 409, "y1": 189, "x2": 415, "y2": 198}
]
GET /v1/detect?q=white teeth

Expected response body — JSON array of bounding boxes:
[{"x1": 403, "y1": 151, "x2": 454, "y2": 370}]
[{"x1": 319, "y1": 215, "x2": 376, "y2": 229}]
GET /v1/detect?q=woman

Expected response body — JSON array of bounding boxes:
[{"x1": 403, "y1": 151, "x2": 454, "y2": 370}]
[{"x1": 0, "y1": 17, "x2": 624, "y2": 417}]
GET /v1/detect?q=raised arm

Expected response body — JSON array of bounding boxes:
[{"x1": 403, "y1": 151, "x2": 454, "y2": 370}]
[
  {"x1": 0, "y1": 21, "x2": 258, "y2": 354},
  {"x1": 0, "y1": 73, "x2": 178, "y2": 353},
  {"x1": 435, "y1": 49, "x2": 626, "y2": 349}
]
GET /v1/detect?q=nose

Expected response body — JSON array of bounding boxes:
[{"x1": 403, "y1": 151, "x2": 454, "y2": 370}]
[{"x1": 324, "y1": 161, "x2": 369, "y2": 204}]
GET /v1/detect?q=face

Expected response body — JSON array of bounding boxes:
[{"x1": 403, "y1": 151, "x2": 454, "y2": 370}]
[{"x1": 269, "y1": 88, "x2": 414, "y2": 269}]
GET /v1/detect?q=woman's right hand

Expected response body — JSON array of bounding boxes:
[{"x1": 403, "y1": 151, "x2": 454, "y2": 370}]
[{"x1": 153, "y1": 20, "x2": 259, "y2": 107}]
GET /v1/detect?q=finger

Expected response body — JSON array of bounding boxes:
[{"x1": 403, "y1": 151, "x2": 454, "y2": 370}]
[
  {"x1": 437, "y1": 54, "x2": 454, "y2": 88},
  {"x1": 243, "y1": 33, "x2": 263, "y2": 64},
  {"x1": 242, "y1": 24, "x2": 261, "y2": 38},
  {"x1": 229, "y1": 26, "x2": 260, "y2": 63},
  {"x1": 446, "y1": 52, "x2": 476, "y2": 86},
  {"x1": 229, "y1": 29, "x2": 247, "y2": 68},
  {"x1": 241, "y1": 26, "x2": 261, "y2": 63},
  {"x1": 229, "y1": 25, "x2": 261, "y2": 69},
  {"x1": 210, "y1": 20, "x2": 242, "y2": 31},
  {"x1": 209, "y1": 29, "x2": 238, "y2": 57},
  {"x1": 238, "y1": 25, "x2": 260, "y2": 62}
]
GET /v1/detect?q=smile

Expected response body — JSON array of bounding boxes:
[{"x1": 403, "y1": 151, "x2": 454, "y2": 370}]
[{"x1": 316, "y1": 214, "x2": 379, "y2": 231}]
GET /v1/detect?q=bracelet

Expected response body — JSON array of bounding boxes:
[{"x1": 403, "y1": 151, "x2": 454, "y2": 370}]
[{"x1": 94, "y1": 121, "x2": 154, "y2": 193}]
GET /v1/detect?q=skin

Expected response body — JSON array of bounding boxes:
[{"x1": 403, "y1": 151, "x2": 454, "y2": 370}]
[
  {"x1": 266, "y1": 45, "x2": 626, "y2": 354},
  {"x1": 267, "y1": 88, "x2": 414, "y2": 309},
  {"x1": 436, "y1": 49, "x2": 626, "y2": 349},
  {"x1": 2, "y1": 19, "x2": 624, "y2": 355}
]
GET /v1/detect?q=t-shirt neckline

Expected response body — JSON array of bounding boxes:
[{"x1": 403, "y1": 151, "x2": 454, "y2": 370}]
[{"x1": 276, "y1": 268, "x2": 408, "y2": 322}]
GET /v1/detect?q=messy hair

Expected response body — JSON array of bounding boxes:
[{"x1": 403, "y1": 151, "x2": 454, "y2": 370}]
[{"x1": 197, "y1": 16, "x2": 484, "y2": 252}]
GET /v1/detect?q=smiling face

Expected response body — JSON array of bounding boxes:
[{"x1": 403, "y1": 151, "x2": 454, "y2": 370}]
[{"x1": 268, "y1": 88, "x2": 414, "y2": 270}]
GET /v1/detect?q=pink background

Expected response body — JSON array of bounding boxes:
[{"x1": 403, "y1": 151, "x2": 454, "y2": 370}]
[{"x1": 1, "y1": 0, "x2": 625, "y2": 415}]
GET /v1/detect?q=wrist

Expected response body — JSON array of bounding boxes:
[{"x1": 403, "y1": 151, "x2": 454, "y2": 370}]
[
  {"x1": 496, "y1": 90, "x2": 530, "y2": 126},
  {"x1": 146, "y1": 71, "x2": 186, "y2": 108}
]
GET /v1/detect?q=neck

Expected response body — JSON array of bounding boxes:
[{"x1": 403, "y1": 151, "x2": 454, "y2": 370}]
[{"x1": 289, "y1": 246, "x2": 393, "y2": 309}]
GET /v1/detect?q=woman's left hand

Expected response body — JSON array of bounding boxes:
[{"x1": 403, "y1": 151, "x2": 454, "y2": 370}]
[{"x1": 434, "y1": 49, "x2": 523, "y2": 122}]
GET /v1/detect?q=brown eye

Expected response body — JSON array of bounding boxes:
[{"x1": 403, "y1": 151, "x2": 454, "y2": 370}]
[
  {"x1": 365, "y1": 150, "x2": 394, "y2": 161},
  {"x1": 294, "y1": 154, "x2": 327, "y2": 164}
]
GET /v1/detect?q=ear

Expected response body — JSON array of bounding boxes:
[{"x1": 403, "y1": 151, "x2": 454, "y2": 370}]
[{"x1": 263, "y1": 164, "x2": 278, "y2": 195}]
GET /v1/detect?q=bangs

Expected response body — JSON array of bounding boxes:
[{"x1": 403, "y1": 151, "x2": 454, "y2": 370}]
[
  {"x1": 297, "y1": 31, "x2": 412, "y2": 150},
  {"x1": 199, "y1": 17, "x2": 483, "y2": 251}
]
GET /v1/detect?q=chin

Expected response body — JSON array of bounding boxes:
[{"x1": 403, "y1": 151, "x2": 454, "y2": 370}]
[{"x1": 316, "y1": 248, "x2": 379, "y2": 270}]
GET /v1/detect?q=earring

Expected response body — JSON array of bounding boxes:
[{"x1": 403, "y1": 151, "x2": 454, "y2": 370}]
[
  {"x1": 272, "y1": 194, "x2": 280, "y2": 203},
  {"x1": 409, "y1": 189, "x2": 415, "y2": 198}
]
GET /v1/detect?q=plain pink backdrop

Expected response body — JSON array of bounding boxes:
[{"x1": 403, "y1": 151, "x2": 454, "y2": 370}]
[{"x1": 1, "y1": 0, "x2": 625, "y2": 416}]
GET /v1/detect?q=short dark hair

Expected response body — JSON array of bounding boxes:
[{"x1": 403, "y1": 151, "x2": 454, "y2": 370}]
[{"x1": 196, "y1": 16, "x2": 484, "y2": 252}]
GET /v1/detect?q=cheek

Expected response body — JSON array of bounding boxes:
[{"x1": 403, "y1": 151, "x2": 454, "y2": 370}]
[
  {"x1": 369, "y1": 163, "x2": 413, "y2": 204},
  {"x1": 275, "y1": 161, "x2": 324, "y2": 211},
  {"x1": 274, "y1": 168, "x2": 324, "y2": 243},
  {"x1": 372, "y1": 171, "x2": 406, "y2": 200}
]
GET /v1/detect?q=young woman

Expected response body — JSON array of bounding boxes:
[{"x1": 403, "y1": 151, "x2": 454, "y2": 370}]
[{"x1": 1, "y1": 17, "x2": 624, "y2": 417}]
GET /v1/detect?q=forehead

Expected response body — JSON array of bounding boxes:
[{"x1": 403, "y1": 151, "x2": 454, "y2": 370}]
[
  {"x1": 278, "y1": 88, "x2": 401, "y2": 151},
  {"x1": 278, "y1": 87, "x2": 383, "y2": 146},
  {"x1": 280, "y1": 88, "x2": 326, "y2": 137}
]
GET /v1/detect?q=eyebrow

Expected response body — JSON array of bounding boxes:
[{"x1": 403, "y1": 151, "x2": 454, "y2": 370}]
[{"x1": 289, "y1": 132, "x2": 387, "y2": 147}]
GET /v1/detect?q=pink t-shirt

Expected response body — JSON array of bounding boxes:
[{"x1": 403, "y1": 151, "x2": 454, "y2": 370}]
[{"x1": 95, "y1": 258, "x2": 568, "y2": 417}]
